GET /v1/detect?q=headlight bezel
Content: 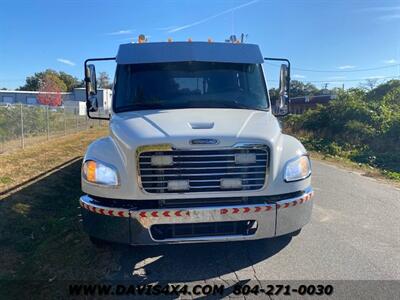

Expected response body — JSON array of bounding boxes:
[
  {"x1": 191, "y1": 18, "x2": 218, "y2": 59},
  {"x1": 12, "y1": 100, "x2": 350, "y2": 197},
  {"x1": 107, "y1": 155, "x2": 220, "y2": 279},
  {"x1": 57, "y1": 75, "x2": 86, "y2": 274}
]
[
  {"x1": 283, "y1": 154, "x2": 312, "y2": 183},
  {"x1": 82, "y1": 159, "x2": 120, "y2": 187}
]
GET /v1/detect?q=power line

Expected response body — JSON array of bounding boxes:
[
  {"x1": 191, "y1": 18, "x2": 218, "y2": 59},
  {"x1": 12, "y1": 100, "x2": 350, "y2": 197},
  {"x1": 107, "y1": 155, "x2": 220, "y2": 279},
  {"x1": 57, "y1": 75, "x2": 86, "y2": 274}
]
[
  {"x1": 265, "y1": 62, "x2": 400, "y2": 73},
  {"x1": 267, "y1": 75, "x2": 400, "y2": 83},
  {"x1": 306, "y1": 76, "x2": 400, "y2": 83}
]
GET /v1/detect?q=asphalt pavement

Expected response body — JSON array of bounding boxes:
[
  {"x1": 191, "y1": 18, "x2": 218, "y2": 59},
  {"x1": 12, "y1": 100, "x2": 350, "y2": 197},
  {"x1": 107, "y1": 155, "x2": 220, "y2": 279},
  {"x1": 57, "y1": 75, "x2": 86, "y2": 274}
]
[{"x1": 107, "y1": 160, "x2": 400, "y2": 297}]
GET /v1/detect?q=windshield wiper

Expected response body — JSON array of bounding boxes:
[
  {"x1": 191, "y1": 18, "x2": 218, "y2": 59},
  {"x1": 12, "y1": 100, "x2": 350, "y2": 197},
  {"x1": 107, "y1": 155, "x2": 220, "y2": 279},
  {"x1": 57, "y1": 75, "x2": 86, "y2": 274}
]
[
  {"x1": 116, "y1": 99, "x2": 268, "y2": 112},
  {"x1": 226, "y1": 99, "x2": 268, "y2": 111},
  {"x1": 117, "y1": 101, "x2": 167, "y2": 112}
]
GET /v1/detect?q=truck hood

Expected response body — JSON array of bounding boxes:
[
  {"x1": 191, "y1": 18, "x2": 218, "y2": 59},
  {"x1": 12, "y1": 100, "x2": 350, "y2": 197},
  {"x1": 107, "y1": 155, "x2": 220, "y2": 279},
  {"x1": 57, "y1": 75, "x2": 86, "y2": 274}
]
[{"x1": 110, "y1": 108, "x2": 281, "y2": 149}]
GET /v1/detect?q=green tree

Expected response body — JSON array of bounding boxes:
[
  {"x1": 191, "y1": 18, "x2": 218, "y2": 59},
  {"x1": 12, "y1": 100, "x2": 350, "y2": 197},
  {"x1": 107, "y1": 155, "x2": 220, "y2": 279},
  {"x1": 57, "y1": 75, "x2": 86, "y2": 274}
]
[
  {"x1": 58, "y1": 71, "x2": 83, "y2": 91},
  {"x1": 366, "y1": 79, "x2": 400, "y2": 101},
  {"x1": 362, "y1": 78, "x2": 379, "y2": 91},
  {"x1": 289, "y1": 80, "x2": 319, "y2": 97},
  {"x1": 19, "y1": 69, "x2": 81, "y2": 92},
  {"x1": 97, "y1": 72, "x2": 112, "y2": 89}
]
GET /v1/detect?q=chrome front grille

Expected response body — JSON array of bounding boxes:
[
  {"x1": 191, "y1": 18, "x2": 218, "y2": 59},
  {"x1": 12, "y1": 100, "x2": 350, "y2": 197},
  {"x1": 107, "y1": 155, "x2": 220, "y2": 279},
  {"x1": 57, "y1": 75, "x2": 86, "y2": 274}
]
[{"x1": 138, "y1": 146, "x2": 269, "y2": 193}]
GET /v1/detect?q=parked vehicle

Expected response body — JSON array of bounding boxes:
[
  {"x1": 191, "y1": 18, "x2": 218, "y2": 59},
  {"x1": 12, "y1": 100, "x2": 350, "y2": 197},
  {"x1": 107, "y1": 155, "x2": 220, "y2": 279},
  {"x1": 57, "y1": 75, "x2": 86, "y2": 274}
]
[{"x1": 80, "y1": 39, "x2": 313, "y2": 245}]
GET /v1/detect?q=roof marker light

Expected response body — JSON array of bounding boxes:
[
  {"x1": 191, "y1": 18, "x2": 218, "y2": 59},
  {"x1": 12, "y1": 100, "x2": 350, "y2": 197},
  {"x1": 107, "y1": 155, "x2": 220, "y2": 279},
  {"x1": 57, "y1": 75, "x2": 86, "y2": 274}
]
[{"x1": 138, "y1": 34, "x2": 146, "y2": 43}]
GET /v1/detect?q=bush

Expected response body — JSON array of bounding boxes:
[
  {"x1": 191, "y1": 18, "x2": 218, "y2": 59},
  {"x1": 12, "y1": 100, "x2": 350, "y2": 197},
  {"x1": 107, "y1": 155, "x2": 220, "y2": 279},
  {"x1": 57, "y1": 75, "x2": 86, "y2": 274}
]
[{"x1": 285, "y1": 81, "x2": 400, "y2": 175}]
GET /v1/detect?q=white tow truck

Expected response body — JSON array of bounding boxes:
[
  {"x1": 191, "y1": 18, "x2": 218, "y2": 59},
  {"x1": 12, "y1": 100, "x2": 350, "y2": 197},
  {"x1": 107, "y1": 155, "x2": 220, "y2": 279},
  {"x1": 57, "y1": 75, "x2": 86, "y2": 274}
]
[{"x1": 80, "y1": 39, "x2": 313, "y2": 245}]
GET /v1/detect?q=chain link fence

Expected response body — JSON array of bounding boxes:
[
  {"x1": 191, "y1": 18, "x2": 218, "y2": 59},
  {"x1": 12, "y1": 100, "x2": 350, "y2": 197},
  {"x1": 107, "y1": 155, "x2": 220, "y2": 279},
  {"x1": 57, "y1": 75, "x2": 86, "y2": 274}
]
[{"x1": 0, "y1": 103, "x2": 106, "y2": 153}]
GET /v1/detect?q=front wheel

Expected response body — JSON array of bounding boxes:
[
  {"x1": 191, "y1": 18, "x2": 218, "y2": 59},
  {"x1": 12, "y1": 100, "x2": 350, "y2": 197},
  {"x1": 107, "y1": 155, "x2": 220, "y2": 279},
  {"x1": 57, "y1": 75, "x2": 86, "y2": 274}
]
[
  {"x1": 289, "y1": 229, "x2": 302, "y2": 237},
  {"x1": 89, "y1": 236, "x2": 109, "y2": 247}
]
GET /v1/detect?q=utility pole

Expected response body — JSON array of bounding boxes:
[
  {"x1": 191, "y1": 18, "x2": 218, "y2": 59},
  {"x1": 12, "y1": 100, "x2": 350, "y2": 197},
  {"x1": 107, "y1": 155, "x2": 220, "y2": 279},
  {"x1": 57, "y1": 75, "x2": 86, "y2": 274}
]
[{"x1": 321, "y1": 83, "x2": 329, "y2": 94}]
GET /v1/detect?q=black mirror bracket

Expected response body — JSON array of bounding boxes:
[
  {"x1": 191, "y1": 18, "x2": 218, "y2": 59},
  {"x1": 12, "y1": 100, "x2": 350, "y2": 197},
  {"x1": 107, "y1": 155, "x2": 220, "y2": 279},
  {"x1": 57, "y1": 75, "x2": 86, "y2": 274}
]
[{"x1": 84, "y1": 57, "x2": 116, "y2": 120}]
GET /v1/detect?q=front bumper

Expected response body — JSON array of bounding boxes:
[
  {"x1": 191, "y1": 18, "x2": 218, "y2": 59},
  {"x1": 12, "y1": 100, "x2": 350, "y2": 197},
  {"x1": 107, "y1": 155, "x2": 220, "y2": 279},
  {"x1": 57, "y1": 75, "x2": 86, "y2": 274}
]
[{"x1": 79, "y1": 187, "x2": 314, "y2": 245}]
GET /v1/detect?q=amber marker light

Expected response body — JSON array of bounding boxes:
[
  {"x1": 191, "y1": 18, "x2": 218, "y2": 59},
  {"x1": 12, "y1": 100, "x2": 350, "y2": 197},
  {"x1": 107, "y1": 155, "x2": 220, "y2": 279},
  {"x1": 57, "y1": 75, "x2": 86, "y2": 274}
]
[{"x1": 85, "y1": 160, "x2": 97, "y2": 182}]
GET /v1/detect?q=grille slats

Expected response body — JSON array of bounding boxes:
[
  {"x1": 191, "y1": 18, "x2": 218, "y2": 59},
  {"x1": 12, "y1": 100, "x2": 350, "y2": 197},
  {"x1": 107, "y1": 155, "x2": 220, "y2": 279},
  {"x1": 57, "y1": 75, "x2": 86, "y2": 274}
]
[
  {"x1": 143, "y1": 184, "x2": 264, "y2": 191},
  {"x1": 138, "y1": 147, "x2": 269, "y2": 193},
  {"x1": 140, "y1": 171, "x2": 266, "y2": 177},
  {"x1": 140, "y1": 159, "x2": 267, "y2": 165},
  {"x1": 142, "y1": 178, "x2": 265, "y2": 184},
  {"x1": 141, "y1": 153, "x2": 266, "y2": 158},
  {"x1": 140, "y1": 165, "x2": 266, "y2": 171}
]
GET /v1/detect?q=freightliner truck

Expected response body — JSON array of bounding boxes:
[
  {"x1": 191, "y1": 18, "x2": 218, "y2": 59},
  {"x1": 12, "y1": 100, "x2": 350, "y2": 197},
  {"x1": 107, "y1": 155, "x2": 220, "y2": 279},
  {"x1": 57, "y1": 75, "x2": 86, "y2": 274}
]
[{"x1": 81, "y1": 39, "x2": 313, "y2": 245}]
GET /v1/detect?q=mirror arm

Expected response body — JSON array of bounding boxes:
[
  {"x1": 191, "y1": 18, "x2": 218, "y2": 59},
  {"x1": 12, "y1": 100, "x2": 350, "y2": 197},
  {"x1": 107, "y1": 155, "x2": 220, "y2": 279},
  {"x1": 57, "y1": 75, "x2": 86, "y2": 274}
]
[{"x1": 84, "y1": 57, "x2": 116, "y2": 120}]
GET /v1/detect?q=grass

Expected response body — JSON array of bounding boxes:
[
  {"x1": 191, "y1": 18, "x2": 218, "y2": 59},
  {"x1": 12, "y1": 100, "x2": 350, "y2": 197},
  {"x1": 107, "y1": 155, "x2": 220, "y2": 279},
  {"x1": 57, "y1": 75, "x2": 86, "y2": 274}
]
[
  {"x1": 0, "y1": 128, "x2": 123, "y2": 298},
  {"x1": 0, "y1": 160, "x2": 125, "y2": 299},
  {"x1": 0, "y1": 128, "x2": 107, "y2": 195}
]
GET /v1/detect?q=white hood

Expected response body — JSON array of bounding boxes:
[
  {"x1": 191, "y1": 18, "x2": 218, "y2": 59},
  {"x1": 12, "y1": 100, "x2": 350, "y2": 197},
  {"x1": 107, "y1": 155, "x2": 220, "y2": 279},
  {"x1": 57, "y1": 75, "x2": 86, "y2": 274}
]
[
  {"x1": 83, "y1": 108, "x2": 310, "y2": 199},
  {"x1": 110, "y1": 108, "x2": 281, "y2": 150}
]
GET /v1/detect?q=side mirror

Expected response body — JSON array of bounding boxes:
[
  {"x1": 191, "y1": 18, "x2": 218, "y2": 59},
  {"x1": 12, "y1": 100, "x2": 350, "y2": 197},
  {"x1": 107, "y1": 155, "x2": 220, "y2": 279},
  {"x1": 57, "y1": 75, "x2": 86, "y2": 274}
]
[
  {"x1": 85, "y1": 64, "x2": 98, "y2": 112},
  {"x1": 264, "y1": 57, "x2": 291, "y2": 116},
  {"x1": 85, "y1": 64, "x2": 97, "y2": 96},
  {"x1": 276, "y1": 64, "x2": 290, "y2": 115},
  {"x1": 87, "y1": 95, "x2": 98, "y2": 112},
  {"x1": 84, "y1": 57, "x2": 115, "y2": 120}
]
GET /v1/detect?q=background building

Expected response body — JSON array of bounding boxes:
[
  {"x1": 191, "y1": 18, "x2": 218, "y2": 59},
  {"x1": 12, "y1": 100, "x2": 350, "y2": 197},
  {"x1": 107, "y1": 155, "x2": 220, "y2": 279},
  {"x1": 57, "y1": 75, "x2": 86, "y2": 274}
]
[
  {"x1": 0, "y1": 88, "x2": 112, "y2": 115},
  {"x1": 289, "y1": 94, "x2": 336, "y2": 114}
]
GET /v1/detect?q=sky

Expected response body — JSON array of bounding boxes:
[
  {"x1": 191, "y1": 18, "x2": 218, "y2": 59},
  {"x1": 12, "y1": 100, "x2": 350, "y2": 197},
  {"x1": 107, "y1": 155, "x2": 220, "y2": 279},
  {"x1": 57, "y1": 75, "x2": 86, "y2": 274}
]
[{"x1": 0, "y1": 0, "x2": 399, "y2": 90}]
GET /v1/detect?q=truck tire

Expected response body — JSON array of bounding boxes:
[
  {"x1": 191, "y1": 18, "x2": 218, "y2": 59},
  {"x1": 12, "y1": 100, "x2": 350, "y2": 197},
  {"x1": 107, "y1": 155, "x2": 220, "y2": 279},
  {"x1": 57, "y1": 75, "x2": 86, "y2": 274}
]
[
  {"x1": 89, "y1": 236, "x2": 109, "y2": 247},
  {"x1": 290, "y1": 229, "x2": 302, "y2": 237}
]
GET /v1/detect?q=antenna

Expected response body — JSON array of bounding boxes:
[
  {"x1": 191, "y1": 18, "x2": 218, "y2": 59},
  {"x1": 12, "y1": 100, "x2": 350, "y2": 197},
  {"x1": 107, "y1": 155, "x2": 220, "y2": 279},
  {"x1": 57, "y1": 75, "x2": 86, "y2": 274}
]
[{"x1": 231, "y1": 9, "x2": 235, "y2": 36}]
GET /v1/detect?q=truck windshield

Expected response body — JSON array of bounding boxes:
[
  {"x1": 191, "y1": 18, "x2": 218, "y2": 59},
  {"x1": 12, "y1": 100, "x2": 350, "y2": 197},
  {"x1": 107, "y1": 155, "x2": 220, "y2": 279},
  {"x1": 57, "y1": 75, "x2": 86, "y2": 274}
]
[{"x1": 113, "y1": 61, "x2": 269, "y2": 112}]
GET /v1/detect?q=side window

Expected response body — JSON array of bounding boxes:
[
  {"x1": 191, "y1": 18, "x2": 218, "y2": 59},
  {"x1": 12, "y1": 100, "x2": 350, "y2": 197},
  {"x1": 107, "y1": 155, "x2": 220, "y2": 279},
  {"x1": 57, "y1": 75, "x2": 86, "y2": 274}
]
[{"x1": 247, "y1": 65, "x2": 265, "y2": 94}]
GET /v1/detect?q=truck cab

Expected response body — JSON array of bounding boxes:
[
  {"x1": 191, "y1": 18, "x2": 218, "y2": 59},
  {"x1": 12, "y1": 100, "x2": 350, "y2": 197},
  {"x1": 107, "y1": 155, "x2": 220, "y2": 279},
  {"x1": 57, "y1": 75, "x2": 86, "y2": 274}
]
[{"x1": 80, "y1": 40, "x2": 313, "y2": 245}]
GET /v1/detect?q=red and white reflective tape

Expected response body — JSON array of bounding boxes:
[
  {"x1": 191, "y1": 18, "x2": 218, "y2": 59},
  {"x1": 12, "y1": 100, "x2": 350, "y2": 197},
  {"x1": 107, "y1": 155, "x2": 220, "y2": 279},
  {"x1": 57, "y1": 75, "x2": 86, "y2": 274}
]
[
  {"x1": 277, "y1": 191, "x2": 314, "y2": 210},
  {"x1": 81, "y1": 190, "x2": 314, "y2": 218},
  {"x1": 219, "y1": 205, "x2": 273, "y2": 215},
  {"x1": 80, "y1": 200, "x2": 129, "y2": 218},
  {"x1": 138, "y1": 210, "x2": 191, "y2": 218},
  {"x1": 137, "y1": 191, "x2": 314, "y2": 218}
]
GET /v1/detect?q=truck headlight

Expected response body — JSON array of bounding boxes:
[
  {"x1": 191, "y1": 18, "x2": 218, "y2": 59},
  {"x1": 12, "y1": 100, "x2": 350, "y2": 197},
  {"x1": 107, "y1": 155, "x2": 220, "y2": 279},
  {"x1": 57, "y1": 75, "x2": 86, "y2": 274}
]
[
  {"x1": 82, "y1": 160, "x2": 119, "y2": 186},
  {"x1": 284, "y1": 155, "x2": 311, "y2": 182}
]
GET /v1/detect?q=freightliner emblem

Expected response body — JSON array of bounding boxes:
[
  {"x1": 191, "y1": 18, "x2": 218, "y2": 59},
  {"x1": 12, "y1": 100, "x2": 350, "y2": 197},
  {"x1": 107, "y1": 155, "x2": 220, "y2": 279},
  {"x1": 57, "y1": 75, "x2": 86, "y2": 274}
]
[{"x1": 190, "y1": 138, "x2": 220, "y2": 145}]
